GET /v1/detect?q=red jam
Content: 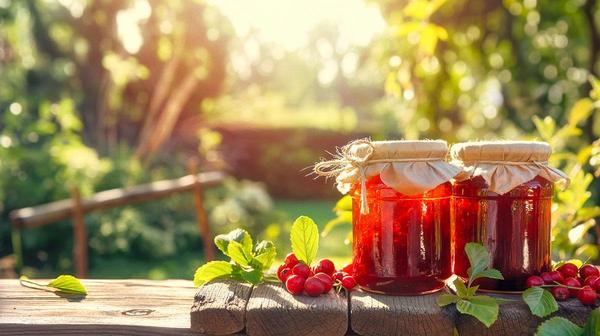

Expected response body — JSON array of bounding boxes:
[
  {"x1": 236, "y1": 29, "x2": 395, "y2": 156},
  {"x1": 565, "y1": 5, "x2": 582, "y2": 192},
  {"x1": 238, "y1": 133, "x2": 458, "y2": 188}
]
[
  {"x1": 453, "y1": 175, "x2": 553, "y2": 291},
  {"x1": 351, "y1": 175, "x2": 452, "y2": 295}
]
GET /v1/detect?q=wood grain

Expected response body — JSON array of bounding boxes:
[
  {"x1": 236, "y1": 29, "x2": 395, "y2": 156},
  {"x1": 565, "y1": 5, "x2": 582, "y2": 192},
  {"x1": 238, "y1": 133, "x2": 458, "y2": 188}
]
[
  {"x1": 246, "y1": 283, "x2": 348, "y2": 336},
  {"x1": 455, "y1": 293, "x2": 593, "y2": 336},
  {"x1": 350, "y1": 289, "x2": 456, "y2": 336},
  {"x1": 190, "y1": 280, "x2": 252, "y2": 334},
  {"x1": 0, "y1": 279, "x2": 198, "y2": 335}
]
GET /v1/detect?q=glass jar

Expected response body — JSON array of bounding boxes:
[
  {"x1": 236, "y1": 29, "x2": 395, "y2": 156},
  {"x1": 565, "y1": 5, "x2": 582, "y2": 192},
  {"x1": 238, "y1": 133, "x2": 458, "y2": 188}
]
[
  {"x1": 453, "y1": 175, "x2": 553, "y2": 291},
  {"x1": 351, "y1": 175, "x2": 453, "y2": 295},
  {"x1": 450, "y1": 141, "x2": 568, "y2": 292}
]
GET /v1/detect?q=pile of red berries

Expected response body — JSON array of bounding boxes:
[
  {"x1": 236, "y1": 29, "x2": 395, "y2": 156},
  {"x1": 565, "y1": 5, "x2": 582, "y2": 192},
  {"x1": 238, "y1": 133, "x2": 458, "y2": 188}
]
[
  {"x1": 526, "y1": 263, "x2": 600, "y2": 305},
  {"x1": 276, "y1": 253, "x2": 357, "y2": 296}
]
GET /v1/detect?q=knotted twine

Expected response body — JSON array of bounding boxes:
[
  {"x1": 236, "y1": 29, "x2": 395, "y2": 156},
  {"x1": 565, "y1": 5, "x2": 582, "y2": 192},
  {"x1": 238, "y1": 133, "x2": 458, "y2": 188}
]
[
  {"x1": 313, "y1": 139, "x2": 461, "y2": 214},
  {"x1": 451, "y1": 141, "x2": 570, "y2": 194}
]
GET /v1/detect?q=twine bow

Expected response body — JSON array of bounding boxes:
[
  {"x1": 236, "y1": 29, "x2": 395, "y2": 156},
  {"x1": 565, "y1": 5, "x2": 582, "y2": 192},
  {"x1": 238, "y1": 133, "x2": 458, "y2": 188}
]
[{"x1": 313, "y1": 139, "x2": 375, "y2": 214}]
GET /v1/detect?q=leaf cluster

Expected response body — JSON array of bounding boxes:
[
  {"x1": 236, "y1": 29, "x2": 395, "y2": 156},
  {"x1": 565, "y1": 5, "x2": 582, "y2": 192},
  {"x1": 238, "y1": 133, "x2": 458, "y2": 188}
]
[
  {"x1": 193, "y1": 229, "x2": 276, "y2": 286},
  {"x1": 438, "y1": 243, "x2": 504, "y2": 327}
]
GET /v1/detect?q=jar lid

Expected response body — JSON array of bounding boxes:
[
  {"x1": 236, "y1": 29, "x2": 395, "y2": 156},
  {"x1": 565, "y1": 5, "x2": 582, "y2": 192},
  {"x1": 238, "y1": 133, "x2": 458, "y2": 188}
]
[
  {"x1": 314, "y1": 139, "x2": 461, "y2": 214},
  {"x1": 358, "y1": 140, "x2": 449, "y2": 161},
  {"x1": 450, "y1": 141, "x2": 569, "y2": 195},
  {"x1": 451, "y1": 141, "x2": 551, "y2": 163}
]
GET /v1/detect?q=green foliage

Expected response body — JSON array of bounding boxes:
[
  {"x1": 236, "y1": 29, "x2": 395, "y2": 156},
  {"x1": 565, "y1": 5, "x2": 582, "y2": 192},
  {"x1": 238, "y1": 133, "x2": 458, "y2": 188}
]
[
  {"x1": 522, "y1": 287, "x2": 558, "y2": 318},
  {"x1": 535, "y1": 308, "x2": 600, "y2": 336},
  {"x1": 193, "y1": 228, "x2": 277, "y2": 286},
  {"x1": 533, "y1": 91, "x2": 600, "y2": 261},
  {"x1": 20, "y1": 275, "x2": 87, "y2": 295},
  {"x1": 290, "y1": 216, "x2": 319, "y2": 266},
  {"x1": 437, "y1": 243, "x2": 504, "y2": 328}
]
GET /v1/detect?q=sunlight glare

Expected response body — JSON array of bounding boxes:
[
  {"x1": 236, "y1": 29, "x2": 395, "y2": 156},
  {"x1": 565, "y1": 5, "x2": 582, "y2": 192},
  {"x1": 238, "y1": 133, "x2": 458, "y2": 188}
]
[{"x1": 210, "y1": 0, "x2": 385, "y2": 51}]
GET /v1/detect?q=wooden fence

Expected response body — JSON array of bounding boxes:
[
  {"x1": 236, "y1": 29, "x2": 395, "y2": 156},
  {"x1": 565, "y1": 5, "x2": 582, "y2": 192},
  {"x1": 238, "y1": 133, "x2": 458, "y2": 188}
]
[{"x1": 9, "y1": 167, "x2": 226, "y2": 278}]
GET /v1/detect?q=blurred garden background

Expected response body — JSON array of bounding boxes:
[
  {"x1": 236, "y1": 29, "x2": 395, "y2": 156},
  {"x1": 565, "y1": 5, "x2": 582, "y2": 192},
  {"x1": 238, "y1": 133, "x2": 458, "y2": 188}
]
[{"x1": 1, "y1": 0, "x2": 600, "y2": 279}]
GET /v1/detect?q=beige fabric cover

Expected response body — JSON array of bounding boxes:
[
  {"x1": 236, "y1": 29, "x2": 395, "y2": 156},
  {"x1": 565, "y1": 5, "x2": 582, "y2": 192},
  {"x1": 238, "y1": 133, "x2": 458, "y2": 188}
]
[
  {"x1": 451, "y1": 141, "x2": 569, "y2": 194},
  {"x1": 314, "y1": 139, "x2": 460, "y2": 195}
]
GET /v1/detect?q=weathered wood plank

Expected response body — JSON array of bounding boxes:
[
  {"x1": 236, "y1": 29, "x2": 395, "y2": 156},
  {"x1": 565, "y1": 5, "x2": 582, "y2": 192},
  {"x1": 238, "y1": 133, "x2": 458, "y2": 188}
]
[
  {"x1": 246, "y1": 283, "x2": 348, "y2": 336},
  {"x1": 10, "y1": 171, "x2": 225, "y2": 229},
  {"x1": 455, "y1": 293, "x2": 593, "y2": 336},
  {"x1": 190, "y1": 280, "x2": 253, "y2": 334},
  {"x1": 0, "y1": 279, "x2": 197, "y2": 335},
  {"x1": 350, "y1": 289, "x2": 456, "y2": 336}
]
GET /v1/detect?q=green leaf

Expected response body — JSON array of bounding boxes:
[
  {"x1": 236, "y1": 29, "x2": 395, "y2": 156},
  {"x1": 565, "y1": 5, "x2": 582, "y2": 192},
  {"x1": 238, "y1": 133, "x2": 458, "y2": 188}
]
[
  {"x1": 523, "y1": 287, "x2": 559, "y2": 318},
  {"x1": 240, "y1": 268, "x2": 263, "y2": 285},
  {"x1": 465, "y1": 243, "x2": 490, "y2": 286},
  {"x1": 227, "y1": 241, "x2": 252, "y2": 266},
  {"x1": 47, "y1": 275, "x2": 87, "y2": 295},
  {"x1": 454, "y1": 278, "x2": 469, "y2": 298},
  {"x1": 214, "y1": 229, "x2": 253, "y2": 257},
  {"x1": 472, "y1": 269, "x2": 504, "y2": 283},
  {"x1": 193, "y1": 261, "x2": 234, "y2": 287},
  {"x1": 437, "y1": 293, "x2": 459, "y2": 307},
  {"x1": 322, "y1": 211, "x2": 352, "y2": 237},
  {"x1": 333, "y1": 195, "x2": 352, "y2": 212},
  {"x1": 290, "y1": 216, "x2": 319, "y2": 265},
  {"x1": 456, "y1": 295, "x2": 499, "y2": 328},
  {"x1": 253, "y1": 240, "x2": 277, "y2": 270},
  {"x1": 568, "y1": 98, "x2": 594, "y2": 126},
  {"x1": 536, "y1": 317, "x2": 583, "y2": 336},
  {"x1": 582, "y1": 308, "x2": 600, "y2": 336}
]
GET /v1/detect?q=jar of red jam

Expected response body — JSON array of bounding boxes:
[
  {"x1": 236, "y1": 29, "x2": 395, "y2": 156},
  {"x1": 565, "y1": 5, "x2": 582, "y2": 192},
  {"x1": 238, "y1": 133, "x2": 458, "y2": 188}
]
[
  {"x1": 314, "y1": 139, "x2": 460, "y2": 295},
  {"x1": 451, "y1": 141, "x2": 569, "y2": 291}
]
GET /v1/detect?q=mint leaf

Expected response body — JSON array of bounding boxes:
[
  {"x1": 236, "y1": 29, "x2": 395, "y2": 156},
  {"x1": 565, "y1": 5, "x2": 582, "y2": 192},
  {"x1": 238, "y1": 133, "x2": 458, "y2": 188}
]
[
  {"x1": 454, "y1": 277, "x2": 469, "y2": 298},
  {"x1": 214, "y1": 229, "x2": 253, "y2": 257},
  {"x1": 193, "y1": 261, "x2": 235, "y2": 287},
  {"x1": 582, "y1": 308, "x2": 600, "y2": 336},
  {"x1": 437, "y1": 294, "x2": 459, "y2": 307},
  {"x1": 46, "y1": 275, "x2": 87, "y2": 295},
  {"x1": 253, "y1": 240, "x2": 277, "y2": 270},
  {"x1": 523, "y1": 287, "x2": 558, "y2": 318},
  {"x1": 473, "y1": 268, "x2": 504, "y2": 282},
  {"x1": 240, "y1": 268, "x2": 263, "y2": 284},
  {"x1": 290, "y1": 216, "x2": 319, "y2": 265},
  {"x1": 536, "y1": 317, "x2": 583, "y2": 336},
  {"x1": 465, "y1": 243, "x2": 490, "y2": 286},
  {"x1": 227, "y1": 241, "x2": 252, "y2": 266},
  {"x1": 456, "y1": 295, "x2": 499, "y2": 328}
]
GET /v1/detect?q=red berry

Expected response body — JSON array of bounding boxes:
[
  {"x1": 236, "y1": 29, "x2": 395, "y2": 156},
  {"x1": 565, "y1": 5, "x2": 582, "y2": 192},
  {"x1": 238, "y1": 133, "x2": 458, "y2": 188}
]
[
  {"x1": 540, "y1": 272, "x2": 554, "y2": 285},
  {"x1": 277, "y1": 265, "x2": 291, "y2": 283},
  {"x1": 332, "y1": 271, "x2": 345, "y2": 282},
  {"x1": 341, "y1": 276, "x2": 357, "y2": 290},
  {"x1": 285, "y1": 275, "x2": 305, "y2": 295},
  {"x1": 593, "y1": 280, "x2": 600, "y2": 293},
  {"x1": 557, "y1": 263, "x2": 579, "y2": 279},
  {"x1": 292, "y1": 263, "x2": 311, "y2": 278},
  {"x1": 548, "y1": 271, "x2": 565, "y2": 284},
  {"x1": 342, "y1": 263, "x2": 353, "y2": 275},
  {"x1": 584, "y1": 276, "x2": 600, "y2": 287},
  {"x1": 304, "y1": 277, "x2": 325, "y2": 297},
  {"x1": 526, "y1": 275, "x2": 544, "y2": 288},
  {"x1": 314, "y1": 272, "x2": 333, "y2": 293},
  {"x1": 551, "y1": 287, "x2": 570, "y2": 301},
  {"x1": 562, "y1": 277, "x2": 582, "y2": 297},
  {"x1": 577, "y1": 286, "x2": 598, "y2": 305},
  {"x1": 313, "y1": 259, "x2": 336, "y2": 276},
  {"x1": 580, "y1": 265, "x2": 600, "y2": 279},
  {"x1": 284, "y1": 253, "x2": 299, "y2": 267}
]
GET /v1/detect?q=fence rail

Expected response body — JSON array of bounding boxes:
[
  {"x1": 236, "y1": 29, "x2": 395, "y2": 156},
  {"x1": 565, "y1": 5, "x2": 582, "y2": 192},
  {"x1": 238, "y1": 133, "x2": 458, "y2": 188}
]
[{"x1": 9, "y1": 169, "x2": 226, "y2": 278}]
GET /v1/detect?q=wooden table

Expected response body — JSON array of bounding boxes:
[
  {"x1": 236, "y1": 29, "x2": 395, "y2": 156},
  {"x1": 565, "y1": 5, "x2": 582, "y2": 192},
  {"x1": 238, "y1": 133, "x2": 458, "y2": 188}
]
[{"x1": 0, "y1": 279, "x2": 593, "y2": 335}]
